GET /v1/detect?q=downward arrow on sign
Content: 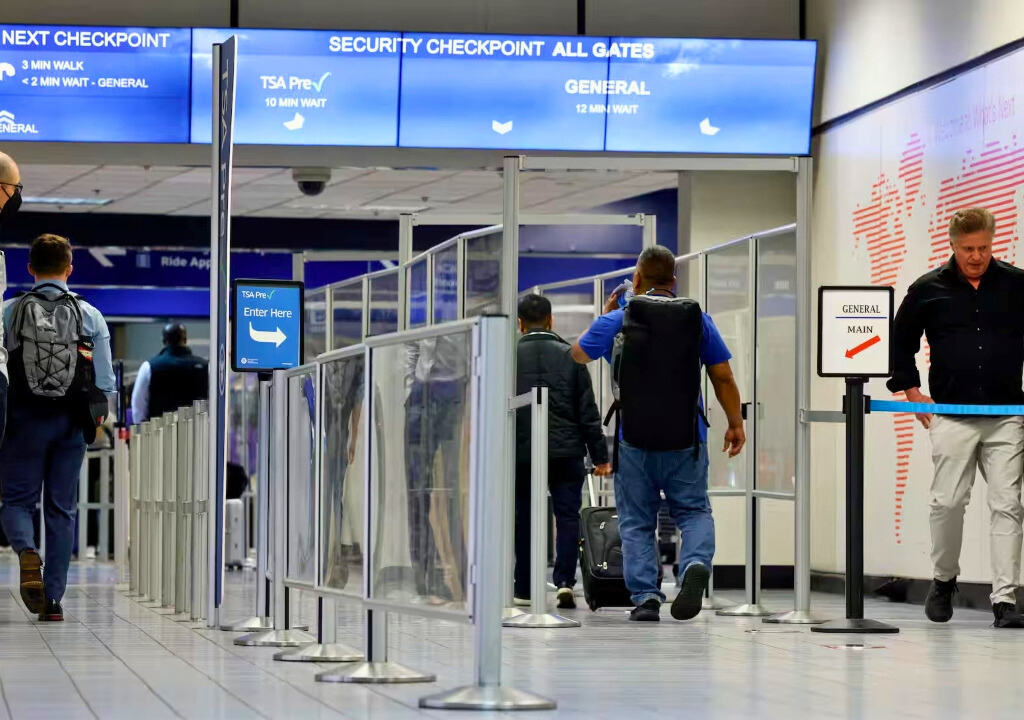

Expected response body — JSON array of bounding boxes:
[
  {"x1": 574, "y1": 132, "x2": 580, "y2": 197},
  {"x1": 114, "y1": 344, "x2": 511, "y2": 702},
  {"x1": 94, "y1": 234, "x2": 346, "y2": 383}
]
[
  {"x1": 846, "y1": 335, "x2": 881, "y2": 359},
  {"x1": 249, "y1": 323, "x2": 287, "y2": 348}
]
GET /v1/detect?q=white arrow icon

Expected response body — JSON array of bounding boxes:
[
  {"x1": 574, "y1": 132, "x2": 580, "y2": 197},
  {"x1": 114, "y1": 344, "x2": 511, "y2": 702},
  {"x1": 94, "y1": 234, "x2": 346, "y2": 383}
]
[
  {"x1": 0, "y1": 63, "x2": 14, "y2": 81},
  {"x1": 699, "y1": 117, "x2": 720, "y2": 136},
  {"x1": 492, "y1": 119, "x2": 513, "y2": 135},
  {"x1": 283, "y1": 112, "x2": 305, "y2": 131},
  {"x1": 89, "y1": 247, "x2": 127, "y2": 268},
  {"x1": 249, "y1": 322, "x2": 287, "y2": 347}
]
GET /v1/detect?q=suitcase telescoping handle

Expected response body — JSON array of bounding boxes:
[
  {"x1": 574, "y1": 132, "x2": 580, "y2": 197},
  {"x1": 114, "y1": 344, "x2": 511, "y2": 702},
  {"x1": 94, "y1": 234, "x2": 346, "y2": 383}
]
[{"x1": 587, "y1": 473, "x2": 597, "y2": 508}]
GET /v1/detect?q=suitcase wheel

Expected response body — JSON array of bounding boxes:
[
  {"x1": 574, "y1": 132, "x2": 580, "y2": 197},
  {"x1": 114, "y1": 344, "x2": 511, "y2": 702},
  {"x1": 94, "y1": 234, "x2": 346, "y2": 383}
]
[{"x1": 588, "y1": 598, "x2": 598, "y2": 612}]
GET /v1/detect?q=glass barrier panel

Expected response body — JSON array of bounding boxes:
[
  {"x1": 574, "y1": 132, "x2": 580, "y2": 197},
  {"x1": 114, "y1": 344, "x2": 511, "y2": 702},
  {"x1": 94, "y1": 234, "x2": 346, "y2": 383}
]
[
  {"x1": 369, "y1": 271, "x2": 401, "y2": 337},
  {"x1": 227, "y1": 371, "x2": 258, "y2": 475},
  {"x1": 464, "y1": 231, "x2": 502, "y2": 318},
  {"x1": 304, "y1": 288, "x2": 327, "y2": 362},
  {"x1": 320, "y1": 353, "x2": 366, "y2": 597},
  {"x1": 433, "y1": 247, "x2": 459, "y2": 324},
  {"x1": 545, "y1": 282, "x2": 596, "y2": 345},
  {"x1": 408, "y1": 258, "x2": 428, "y2": 329},
  {"x1": 332, "y1": 282, "x2": 364, "y2": 349},
  {"x1": 286, "y1": 369, "x2": 317, "y2": 583},
  {"x1": 755, "y1": 232, "x2": 796, "y2": 494},
  {"x1": 367, "y1": 329, "x2": 473, "y2": 616},
  {"x1": 704, "y1": 241, "x2": 752, "y2": 491}
]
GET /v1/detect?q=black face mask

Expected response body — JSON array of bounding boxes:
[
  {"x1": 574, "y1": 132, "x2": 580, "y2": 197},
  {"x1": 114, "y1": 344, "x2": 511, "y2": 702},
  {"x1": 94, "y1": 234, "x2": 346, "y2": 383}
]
[{"x1": 0, "y1": 185, "x2": 22, "y2": 228}]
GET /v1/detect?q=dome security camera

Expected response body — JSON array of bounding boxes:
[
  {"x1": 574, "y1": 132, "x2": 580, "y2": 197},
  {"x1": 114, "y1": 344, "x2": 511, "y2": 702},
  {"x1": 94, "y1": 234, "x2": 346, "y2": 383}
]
[{"x1": 292, "y1": 167, "x2": 332, "y2": 196}]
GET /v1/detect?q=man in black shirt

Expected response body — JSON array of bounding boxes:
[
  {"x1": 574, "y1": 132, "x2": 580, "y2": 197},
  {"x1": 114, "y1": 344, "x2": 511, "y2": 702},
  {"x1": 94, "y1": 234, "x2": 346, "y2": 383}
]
[
  {"x1": 889, "y1": 207, "x2": 1024, "y2": 628},
  {"x1": 515, "y1": 294, "x2": 611, "y2": 609}
]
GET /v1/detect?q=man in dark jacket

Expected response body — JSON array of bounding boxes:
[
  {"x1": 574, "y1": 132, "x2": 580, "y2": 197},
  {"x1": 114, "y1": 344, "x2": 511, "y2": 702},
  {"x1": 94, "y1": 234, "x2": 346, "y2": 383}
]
[
  {"x1": 131, "y1": 323, "x2": 208, "y2": 423},
  {"x1": 515, "y1": 294, "x2": 611, "y2": 609}
]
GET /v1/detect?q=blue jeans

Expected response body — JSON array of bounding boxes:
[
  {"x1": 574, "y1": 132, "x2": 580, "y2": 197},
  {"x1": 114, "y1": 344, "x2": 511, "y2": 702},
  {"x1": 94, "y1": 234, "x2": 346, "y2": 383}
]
[
  {"x1": 0, "y1": 407, "x2": 87, "y2": 602},
  {"x1": 614, "y1": 440, "x2": 714, "y2": 605}
]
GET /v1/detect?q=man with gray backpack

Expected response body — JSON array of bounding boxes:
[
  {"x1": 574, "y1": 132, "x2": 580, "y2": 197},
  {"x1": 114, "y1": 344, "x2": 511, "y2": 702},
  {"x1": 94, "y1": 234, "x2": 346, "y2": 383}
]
[{"x1": 1, "y1": 234, "x2": 114, "y2": 621}]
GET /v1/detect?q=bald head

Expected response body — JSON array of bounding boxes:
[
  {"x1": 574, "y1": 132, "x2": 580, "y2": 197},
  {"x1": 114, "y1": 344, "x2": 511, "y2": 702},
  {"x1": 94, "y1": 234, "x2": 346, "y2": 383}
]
[
  {"x1": 0, "y1": 152, "x2": 20, "y2": 216},
  {"x1": 0, "y1": 152, "x2": 18, "y2": 185}
]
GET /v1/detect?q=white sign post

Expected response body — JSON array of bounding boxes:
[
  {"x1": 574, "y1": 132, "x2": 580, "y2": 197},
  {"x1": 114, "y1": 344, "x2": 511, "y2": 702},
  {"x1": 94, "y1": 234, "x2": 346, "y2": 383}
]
[{"x1": 817, "y1": 286, "x2": 894, "y2": 378}]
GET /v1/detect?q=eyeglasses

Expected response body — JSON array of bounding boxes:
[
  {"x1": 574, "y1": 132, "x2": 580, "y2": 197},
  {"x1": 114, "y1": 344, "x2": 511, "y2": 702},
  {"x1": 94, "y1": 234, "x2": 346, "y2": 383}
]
[{"x1": 0, "y1": 181, "x2": 22, "y2": 194}]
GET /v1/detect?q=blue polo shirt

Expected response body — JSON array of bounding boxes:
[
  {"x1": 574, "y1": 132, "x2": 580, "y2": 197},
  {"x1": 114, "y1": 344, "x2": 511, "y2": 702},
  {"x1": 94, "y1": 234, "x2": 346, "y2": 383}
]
[{"x1": 578, "y1": 307, "x2": 732, "y2": 443}]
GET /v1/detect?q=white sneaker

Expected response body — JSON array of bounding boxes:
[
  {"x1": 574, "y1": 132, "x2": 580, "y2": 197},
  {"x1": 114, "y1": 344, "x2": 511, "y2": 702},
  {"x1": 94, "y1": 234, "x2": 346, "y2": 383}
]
[{"x1": 513, "y1": 596, "x2": 531, "y2": 607}]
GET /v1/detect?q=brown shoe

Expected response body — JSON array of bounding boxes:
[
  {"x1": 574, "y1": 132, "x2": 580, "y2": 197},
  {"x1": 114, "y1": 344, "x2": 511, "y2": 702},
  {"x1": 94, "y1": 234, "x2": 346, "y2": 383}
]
[{"x1": 19, "y1": 549, "x2": 45, "y2": 614}]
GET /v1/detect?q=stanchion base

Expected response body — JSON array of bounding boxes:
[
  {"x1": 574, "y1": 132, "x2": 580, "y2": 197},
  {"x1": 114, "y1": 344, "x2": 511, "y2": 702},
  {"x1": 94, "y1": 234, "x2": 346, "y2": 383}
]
[
  {"x1": 702, "y1": 596, "x2": 734, "y2": 611},
  {"x1": 316, "y1": 661, "x2": 436, "y2": 684},
  {"x1": 219, "y1": 616, "x2": 272, "y2": 632},
  {"x1": 274, "y1": 643, "x2": 364, "y2": 663},
  {"x1": 717, "y1": 603, "x2": 773, "y2": 617},
  {"x1": 168, "y1": 612, "x2": 191, "y2": 622},
  {"x1": 139, "y1": 600, "x2": 163, "y2": 608},
  {"x1": 152, "y1": 606, "x2": 178, "y2": 615},
  {"x1": 234, "y1": 628, "x2": 316, "y2": 647},
  {"x1": 764, "y1": 610, "x2": 828, "y2": 625},
  {"x1": 811, "y1": 618, "x2": 899, "y2": 634},
  {"x1": 503, "y1": 607, "x2": 527, "y2": 619},
  {"x1": 502, "y1": 612, "x2": 580, "y2": 629},
  {"x1": 419, "y1": 685, "x2": 556, "y2": 711}
]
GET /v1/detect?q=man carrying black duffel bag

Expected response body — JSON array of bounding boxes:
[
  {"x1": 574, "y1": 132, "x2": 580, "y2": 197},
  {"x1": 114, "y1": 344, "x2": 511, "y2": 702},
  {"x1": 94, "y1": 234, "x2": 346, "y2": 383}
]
[{"x1": 572, "y1": 245, "x2": 745, "y2": 622}]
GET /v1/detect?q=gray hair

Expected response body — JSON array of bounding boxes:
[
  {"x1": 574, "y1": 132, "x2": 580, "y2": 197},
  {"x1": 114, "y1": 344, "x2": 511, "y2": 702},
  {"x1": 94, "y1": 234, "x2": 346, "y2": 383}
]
[{"x1": 949, "y1": 207, "x2": 996, "y2": 240}]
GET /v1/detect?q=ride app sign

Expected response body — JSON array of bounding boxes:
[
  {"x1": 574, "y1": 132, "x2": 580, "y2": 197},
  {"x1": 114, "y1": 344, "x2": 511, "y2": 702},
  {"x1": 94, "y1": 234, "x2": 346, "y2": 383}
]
[
  {"x1": 0, "y1": 24, "x2": 192, "y2": 143},
  {"x1": 232, "y1": 279, "x2": 304, "y2": 373}
]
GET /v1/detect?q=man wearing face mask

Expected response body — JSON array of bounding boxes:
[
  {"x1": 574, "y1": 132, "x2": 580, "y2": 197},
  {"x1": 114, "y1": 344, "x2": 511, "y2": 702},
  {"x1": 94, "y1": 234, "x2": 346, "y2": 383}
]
[{"x1": 0, "y1": 151, "x2": 22, "y2": 444}]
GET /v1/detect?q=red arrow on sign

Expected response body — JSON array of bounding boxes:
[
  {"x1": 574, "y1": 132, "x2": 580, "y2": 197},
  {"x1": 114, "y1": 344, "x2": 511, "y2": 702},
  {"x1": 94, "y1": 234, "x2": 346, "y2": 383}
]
[{"x1": 846, "y1": 335, "x2": 881, "y2": 359}]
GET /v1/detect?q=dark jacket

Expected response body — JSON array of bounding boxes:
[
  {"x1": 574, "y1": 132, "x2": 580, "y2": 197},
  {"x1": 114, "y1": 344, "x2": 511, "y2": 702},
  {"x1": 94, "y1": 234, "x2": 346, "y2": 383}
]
[
  {"x1": 887, "y1": 257, "x2": 1024, "y2": 405},
  {"x1": 515, "y1": 330, "x2": 609, "y2": 467},
  {"x1": 148, "y1": 345, "x2": 209, "y2": 419}
]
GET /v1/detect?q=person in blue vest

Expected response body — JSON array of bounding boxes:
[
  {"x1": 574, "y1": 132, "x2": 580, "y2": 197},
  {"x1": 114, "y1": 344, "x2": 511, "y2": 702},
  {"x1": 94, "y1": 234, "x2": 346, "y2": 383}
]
[
  {"x1": 571, "y1": 245, "x2": 745, "y2": 622},
  {"x1": 131, "y1": 323, "x2": 208, "y2": 423}
]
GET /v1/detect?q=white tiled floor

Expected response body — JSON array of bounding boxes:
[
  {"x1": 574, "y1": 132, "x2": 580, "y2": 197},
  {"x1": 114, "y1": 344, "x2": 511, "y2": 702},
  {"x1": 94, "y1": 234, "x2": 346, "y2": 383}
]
[{"x1": 0, "y1": 554, "x2": 1021, "y2": 719}]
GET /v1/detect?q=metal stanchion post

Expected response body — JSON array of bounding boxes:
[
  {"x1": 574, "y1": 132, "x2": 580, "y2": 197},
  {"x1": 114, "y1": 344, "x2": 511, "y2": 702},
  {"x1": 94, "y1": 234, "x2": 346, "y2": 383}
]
[
  {"x1": 504, "y1": 387, "x2": 578, "y2": 629},
  {"x1": 138, "y1": 423, "x2": 151, "y2": 601},
  {"x1": 142, "y1": 418, "x2": 164, "y2": 608},
  {"x1": 421, "y1": 315, "x2": 555, "y2": 711},
  {"x1": 236, "y1": 372, "x2": 314, "y2": 647},
  {"x1": 157, "y1": 413, "x2": 178, "y2": 613},
  {"x1": 766, "y1": 157, "x2": 826, "y2": 625},
  {"x1": 189, "y1": 401, "x2": 207, "y2": 626},
  {"x1": 277, "y1": 597, "x2": 363, "y2": 663},
  {"x1": 702, "y1": 567, "x2": 734, "y2": 611},
  {"x1": 222, "y1": 379, "x2": 273, "y2": 632},
  {"x1": 812, "y1": 379, "x2": 898, "y2": 634},
  {"x1": 99, "y1": 449, "x2": 111, "y2": 560},
  {"x1": 126, "y1": 425, "x2": 142, "y2": 596}
]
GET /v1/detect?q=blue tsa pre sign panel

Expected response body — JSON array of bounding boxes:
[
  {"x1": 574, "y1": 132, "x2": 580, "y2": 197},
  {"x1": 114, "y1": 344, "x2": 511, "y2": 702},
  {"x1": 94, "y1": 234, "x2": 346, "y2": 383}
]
[
  {"x1": 0, "y1": 25, "x2": 192, "y2": 142},
  {"x1": 191, "y1": 28, "x2": 400, "y2": 145},
  {"x1": 232, "y1": 279, "x2": 304, "y2": 372}
]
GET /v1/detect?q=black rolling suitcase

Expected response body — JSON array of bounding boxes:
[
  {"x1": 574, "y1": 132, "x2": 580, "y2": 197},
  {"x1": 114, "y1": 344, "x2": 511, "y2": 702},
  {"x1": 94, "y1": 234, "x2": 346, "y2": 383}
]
[{"x1": 579, "y1": 505, "x2": 664, "y2": 611}]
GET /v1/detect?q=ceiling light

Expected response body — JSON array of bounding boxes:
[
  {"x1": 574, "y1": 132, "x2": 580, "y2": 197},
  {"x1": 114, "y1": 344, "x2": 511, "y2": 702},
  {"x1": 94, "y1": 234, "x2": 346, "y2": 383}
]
[{"x1": 22, "y1": 196, "x2": 113, "y2": 206}]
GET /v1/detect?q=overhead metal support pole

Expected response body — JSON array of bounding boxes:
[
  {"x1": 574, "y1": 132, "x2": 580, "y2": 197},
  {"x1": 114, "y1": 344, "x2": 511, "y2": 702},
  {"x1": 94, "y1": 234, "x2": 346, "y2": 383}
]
[{"x1": 766, "y1": 157, "x2": 826, "y2": 625}]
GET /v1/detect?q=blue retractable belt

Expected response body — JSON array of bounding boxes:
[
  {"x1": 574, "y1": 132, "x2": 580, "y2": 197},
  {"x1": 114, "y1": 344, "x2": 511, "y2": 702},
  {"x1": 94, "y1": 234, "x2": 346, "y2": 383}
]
[{"x1": 869, "y1": 400, "x2": 1024, "y2": 416}]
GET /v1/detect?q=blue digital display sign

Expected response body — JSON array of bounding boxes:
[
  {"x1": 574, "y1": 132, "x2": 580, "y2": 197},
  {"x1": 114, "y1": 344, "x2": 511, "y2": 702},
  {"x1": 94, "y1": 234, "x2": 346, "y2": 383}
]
[
  {"x1": 398, "y1": 34, "x2": 609, "y2": 151},
  {"x1": 232, "y1": 279, "x2": 304, "y2": 372},
  {"x1": 603, "y1": 38, "x2": 816, "y2": 154},
  {"x1": 0, "y1": 25, "x2": 816, "y2": 154},
  {"x1": 191, "y1": 28, "x2": 400, "y2": 145},
  {"x1": 0, "y1": 25, "x2": 191, "y2": 143}
]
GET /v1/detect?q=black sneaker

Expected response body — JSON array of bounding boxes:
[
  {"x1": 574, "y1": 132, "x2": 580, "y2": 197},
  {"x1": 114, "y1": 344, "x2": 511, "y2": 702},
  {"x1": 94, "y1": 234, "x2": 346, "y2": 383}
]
[
  {"x1": 993, "y1": 602, "x2": 1024, "y2": 629},
  {"x1": 670, "y1": 562, "x2": 711, "y2": 621},
  {"x1": 38, "y1": 600, "x2": 63, "y2": 622},
  {"x1": 924, "y1": 578, "x2": 957, "y2": 623},
  {"x1": 556, "y1": 586, "x2": 576, "y2": 610},
  {"x1": 18, "y1": 549, "x2": 45, "y2": 614},
  {"x1": 629, "y1": 598, "x2": 661, "y2": 622}
]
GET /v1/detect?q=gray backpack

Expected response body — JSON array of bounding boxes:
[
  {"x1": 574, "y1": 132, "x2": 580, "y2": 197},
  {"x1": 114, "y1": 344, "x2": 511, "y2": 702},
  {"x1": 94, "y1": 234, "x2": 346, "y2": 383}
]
[{"x1": 8, "y1": 283, "x2": 85, "y2": 398}]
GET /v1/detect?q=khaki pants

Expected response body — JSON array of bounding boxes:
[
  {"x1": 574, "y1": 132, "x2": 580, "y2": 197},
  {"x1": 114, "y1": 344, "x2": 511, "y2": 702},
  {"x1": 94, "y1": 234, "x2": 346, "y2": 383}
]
[{"x1": 928, "y1": 415, "x2": 1024, "y2": 605}]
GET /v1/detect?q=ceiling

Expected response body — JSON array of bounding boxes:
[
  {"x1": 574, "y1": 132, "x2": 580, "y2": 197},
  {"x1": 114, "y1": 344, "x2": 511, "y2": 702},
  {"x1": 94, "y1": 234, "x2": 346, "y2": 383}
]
[{"x1": 17, "y1": 164, "x2": 679, "y2": 220}]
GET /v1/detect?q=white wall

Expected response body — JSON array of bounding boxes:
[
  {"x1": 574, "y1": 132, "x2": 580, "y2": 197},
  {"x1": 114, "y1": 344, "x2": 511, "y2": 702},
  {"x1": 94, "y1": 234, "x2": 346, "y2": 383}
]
[
  {"x1": 5, "y1": 0, "x2": 796, "y2": 37},
  {"x1": 808, "y1": 0, "x2": 1024, "y2": 123},
  {"x1": 810, "y1": 38, "x2": 1024, "y2": 582}
]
